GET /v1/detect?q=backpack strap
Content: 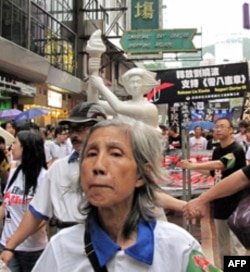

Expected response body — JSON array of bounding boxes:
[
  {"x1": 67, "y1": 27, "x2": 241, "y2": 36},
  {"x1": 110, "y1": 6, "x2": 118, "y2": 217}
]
[{"x1": 84, "y1": 230, "x2": 108, "y2": 272}]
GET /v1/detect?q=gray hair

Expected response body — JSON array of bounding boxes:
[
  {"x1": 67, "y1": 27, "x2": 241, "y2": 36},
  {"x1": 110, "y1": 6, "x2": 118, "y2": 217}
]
[{"x1": 79, "y1": 116, "x2": 167, "y2": 238}]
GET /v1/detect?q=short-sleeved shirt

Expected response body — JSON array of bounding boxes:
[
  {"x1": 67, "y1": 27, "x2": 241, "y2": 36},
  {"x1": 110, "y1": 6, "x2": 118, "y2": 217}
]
[
  {"x1": 32, "y1": 220, "x2": 221, "y2": 272},
  {"x1": 211, "y1": 141, "x2": 246, "y2": 219},
  {"x1": 189, "y1": 136, "x2": 207, "y2": 150},
  {"x1": 168, "y1": 135, "x2": 182, "y2": 149},
  {"x1": 29, "y1": 154, "x2": 84, "y2": 222},
  {"x1": 1, "y1": 168, "x2": 48, "y2": 251}
]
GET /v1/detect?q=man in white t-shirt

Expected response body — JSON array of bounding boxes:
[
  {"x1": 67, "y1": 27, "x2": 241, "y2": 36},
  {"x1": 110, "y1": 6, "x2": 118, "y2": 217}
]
[
  {"x1": 48, "y1": 125, "x2": 69, "y2": 161},
  {"x1": 189, "y1": 125, "x2": 208, "y2": 150}
]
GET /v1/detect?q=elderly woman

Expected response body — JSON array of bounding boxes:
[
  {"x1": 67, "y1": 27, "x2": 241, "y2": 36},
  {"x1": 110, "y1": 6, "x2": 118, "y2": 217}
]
[{"x1": 32, "y1": 117, "x2": 220, "y2": 272}]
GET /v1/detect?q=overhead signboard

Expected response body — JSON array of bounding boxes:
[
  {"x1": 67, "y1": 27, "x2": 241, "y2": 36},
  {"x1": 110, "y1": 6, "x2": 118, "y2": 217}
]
[
  {"x1": 131, "y1": 0, "x2": 159, "y2": 29},
  {"x1": 127, "y1": 0, "x2": 163, "y2": 59},
  {"x1": 120, "y1": 28, "x2": 197, "y2": 54},
  {"x1": 147, "y1": 62, "x2": 249, "y2": 104}
]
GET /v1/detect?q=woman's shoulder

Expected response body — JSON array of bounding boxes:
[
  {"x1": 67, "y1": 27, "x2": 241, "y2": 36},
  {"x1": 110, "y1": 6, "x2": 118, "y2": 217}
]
[{"x1": 155, "y1": 220, "x2": 199, "y2": 244}]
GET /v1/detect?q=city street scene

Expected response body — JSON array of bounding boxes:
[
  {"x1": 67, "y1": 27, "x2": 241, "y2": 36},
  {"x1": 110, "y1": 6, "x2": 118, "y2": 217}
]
[{"x1": 0, "y1": 0, "x2": 250, "y2": 271}]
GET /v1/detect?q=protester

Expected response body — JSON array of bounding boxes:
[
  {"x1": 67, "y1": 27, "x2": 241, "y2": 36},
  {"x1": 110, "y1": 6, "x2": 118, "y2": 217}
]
[
  {"x1": 2, "y1": 121, "x2": 16, "y2": 137},
  {"x1": 159, "y1": 124, "x2": 168, "y2": 153},
  {"x1": 32, "y1": 117, "x2": 221, "y2": 272},
  {"x1": 47, "y1": 125, "x2": 69, "y2": 160},
  {"x1": 0, "y1": 103, "x2": 187, "y2": 267},
  {"x1": 181, "y1": 117, "x2": 247, "y2": 268},
  {"x1": 189, "y1": 125, "x2": 207, "y2": 150},
  {"x1": 234, "y1": 119, "x2": 249, "y2": 151},
  {"x1": 0, "y1": 131, "x2": 48, "y2": 272},
  {"x1": 168, "y1": 125, "x2": 182, "y2": 150}
]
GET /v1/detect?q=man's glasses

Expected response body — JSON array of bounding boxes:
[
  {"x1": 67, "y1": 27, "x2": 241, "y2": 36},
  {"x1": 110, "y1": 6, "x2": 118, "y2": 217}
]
[{"x1": 214, "y1": 125, "x2": 231, "y2": 130}]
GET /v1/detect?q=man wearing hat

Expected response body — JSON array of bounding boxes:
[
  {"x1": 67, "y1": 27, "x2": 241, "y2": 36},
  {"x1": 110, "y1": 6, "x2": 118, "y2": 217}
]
[{"x1": 0, "y1": 102, "x2": 107, "y2": 264}]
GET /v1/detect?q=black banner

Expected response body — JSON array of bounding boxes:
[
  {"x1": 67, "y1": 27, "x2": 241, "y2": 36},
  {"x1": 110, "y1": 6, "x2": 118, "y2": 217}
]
[{"x1": 147, "y1": 62, "x2": 249, "y2": 104}]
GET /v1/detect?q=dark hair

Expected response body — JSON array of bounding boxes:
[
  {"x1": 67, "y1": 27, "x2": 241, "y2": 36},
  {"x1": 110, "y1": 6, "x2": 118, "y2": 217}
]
[
  {"x1": 2, "y1": 121, "x2": 16, "y2": 136},
  {"x1": 239, "y1": 120, "x2": 249, "y2": 128},
  {"x1": 39, "y1": 126, "x2": 48, "y2": 138},
  {"x1": 54, "y1": 125, "x2": 65, "y2": 137},
  {"x1": 46, "y1": 125, "x2": 55, "y2": 134},
  {"x1": 7, "y1": 131, "x2": 47, "y2": 197},
  {"x1": 29, "y1": 122, "x2": 40, "y2": 132},
  {"x1": 169, "y1": 125, "x2": 177, "y2": 133},
  {"x1": 216, "y1": 117, "x2": 233, "y2": 128},
  {"x1": 194, "y1": 125, "x2": 202, "y2": 131},
  {"x1": 159, "y1": 124, "x2": 167, "y2": 131},
  {"x1": 0, "y1": 136, "x2": 5, "y2": 145}
]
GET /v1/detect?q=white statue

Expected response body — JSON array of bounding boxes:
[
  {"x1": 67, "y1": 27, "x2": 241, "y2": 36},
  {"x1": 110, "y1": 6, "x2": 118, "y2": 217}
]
[{"x1": 86, "y1": 30, "x2": 160, "y2": 129}]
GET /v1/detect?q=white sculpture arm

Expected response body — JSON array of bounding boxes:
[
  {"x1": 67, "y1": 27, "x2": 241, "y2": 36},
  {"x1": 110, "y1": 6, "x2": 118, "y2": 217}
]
[{"x1": 89, "y1": 75, "x2": 159, "y2": 128}]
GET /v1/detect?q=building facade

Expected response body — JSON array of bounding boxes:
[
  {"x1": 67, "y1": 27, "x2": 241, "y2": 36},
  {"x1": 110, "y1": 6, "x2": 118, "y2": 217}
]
[{"x1": 0, "y1": 0, "x2": 132, "y2": 125}]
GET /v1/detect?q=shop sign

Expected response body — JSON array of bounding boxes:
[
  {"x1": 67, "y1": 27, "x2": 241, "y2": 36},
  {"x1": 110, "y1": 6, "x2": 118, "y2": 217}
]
[
  {"x1": 120, "y1": 29, "x2": 197, "y2": 53},
  {"x1": 128, "y1": 0, "x2": 162, "y2": 59},
  {"x1": 131, "y1": 0, "x2": 159, "y2": 30},
  {"x1": 0, "y1": 78, "x2": 36, "y2": 97},
  {"x1": 48, "y1": 90, "x2": 62, "y2": 108},
  {"x1": 147, "y1": 62, "x2": 249, "y2": 104}
]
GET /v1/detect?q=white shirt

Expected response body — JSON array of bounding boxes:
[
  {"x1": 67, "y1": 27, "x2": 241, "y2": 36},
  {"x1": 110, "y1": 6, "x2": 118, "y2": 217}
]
[
  {"x1": 246, "y1": 147, "x2": 250, "y2": 160},
  {"x1": 48, "y1": 141, "x2": 69, "y2": 159},
  {"x1": 1, "y1": 168, "x2": 48, "y2": 251},
  {"x1": 44, "y1": 143, "x2": 52, "y2": 163},
  {"x1": 234, "y1": 133, "x2": 247, "y2": 144},
  {"x1": 29, "y1": 154, "x2": 84, "y2": 222},
  {"x1": 32, "y1": 221, "x2": 217, "y2": 272},
  {"x1": 189, "y1": 136, "x2": 207, "y2": 150}
]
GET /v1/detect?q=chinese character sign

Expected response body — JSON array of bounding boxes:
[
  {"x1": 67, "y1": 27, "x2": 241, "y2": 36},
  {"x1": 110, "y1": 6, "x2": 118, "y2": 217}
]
[
  {"x1": 148, "y1": 62, "x2": 249, "y2": 104},
  {"x1": 131, "y1": 0, "x2": 159, "y2": 29}
]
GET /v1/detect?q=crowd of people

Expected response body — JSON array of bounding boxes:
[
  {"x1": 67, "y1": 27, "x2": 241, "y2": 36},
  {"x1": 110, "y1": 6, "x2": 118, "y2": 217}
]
[
  {"x1": 0, "y1": 101, "x2": 224, "y2": 271},
  {"x1": 160, "y1": 119, "x2": 250, "y2": 155},
  {"x1": 159, "y1": 117, "x2": 250, "y2": 268},
  {"x1": 0, "y1": 66, "x2": 248, "y2": 271}
]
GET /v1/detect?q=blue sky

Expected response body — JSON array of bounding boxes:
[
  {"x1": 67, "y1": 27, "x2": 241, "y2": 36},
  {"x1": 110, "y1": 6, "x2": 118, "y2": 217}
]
[{"x1": 163, "y1": 0, "x2": 249, "y2": 46}]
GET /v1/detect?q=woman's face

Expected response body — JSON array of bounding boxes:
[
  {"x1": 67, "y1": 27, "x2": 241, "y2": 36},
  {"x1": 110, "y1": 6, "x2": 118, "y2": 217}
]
[
  {"x1": 11, "y1": 137, "x2": 23, "y2": 161},
  {"x1": 5, "y1": 123, "x2": 15, "y2": 135},
  {"x1": 81, "y1": 126, "x2": 144, "y2": 209},
  {"x1": 126, "y1": 75, "x2": 143, "y2": 96}
]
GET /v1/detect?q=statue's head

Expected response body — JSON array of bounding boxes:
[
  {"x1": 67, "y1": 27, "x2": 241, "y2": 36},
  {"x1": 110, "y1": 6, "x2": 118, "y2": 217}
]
[{"x1": 121, "y1": 68, "x2": 159, "y2": 95}]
